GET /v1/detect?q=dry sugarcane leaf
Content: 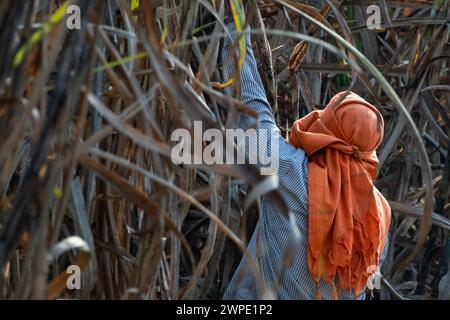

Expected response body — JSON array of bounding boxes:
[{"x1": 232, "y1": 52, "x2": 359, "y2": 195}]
[{"x1": 288, "y1": 41, "x2": 309, "y2": 74}]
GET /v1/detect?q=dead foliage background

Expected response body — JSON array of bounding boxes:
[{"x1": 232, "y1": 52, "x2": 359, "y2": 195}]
[{"x1": 0, "y1": 0, "x2": 449, "y2": 300}]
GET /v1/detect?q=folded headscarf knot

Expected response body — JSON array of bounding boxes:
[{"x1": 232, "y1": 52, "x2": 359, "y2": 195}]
[
  {"x1": 289, "y1": 91, "x2": 391, "y2": 299},
  {"x1": 351, "y1": 145, "x2": 361, "y2": 160}
]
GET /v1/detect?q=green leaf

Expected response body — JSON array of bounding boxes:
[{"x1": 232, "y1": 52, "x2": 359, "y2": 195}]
[
  {"x1": 131, "y1": 0, "x2": 140, "y2": 11},
  {"x1": 94, "y1": 51, "x2": 148, "y2": 73},
  {"x1": 230, "y1": 0, "x2": 246, "y2": 68},
  {"x1": 13, "y1": 1, "x2": 69, "y2": 67},
  {"x1": 53, "y1": 187, "x2": 63, "y2": 199}
]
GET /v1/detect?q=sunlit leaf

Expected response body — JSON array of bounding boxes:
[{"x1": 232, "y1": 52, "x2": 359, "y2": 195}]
[{"x1": 13, "y1": 1, "x2": 69, "y2": 67}]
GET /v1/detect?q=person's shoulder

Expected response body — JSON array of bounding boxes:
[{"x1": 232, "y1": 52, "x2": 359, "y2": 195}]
[
  {"x1": 279, "y1": 138, "x2": 307, "y2": 165},
  {"x1": 277, "y1": 138, "x2": 308, "y2": 180}
]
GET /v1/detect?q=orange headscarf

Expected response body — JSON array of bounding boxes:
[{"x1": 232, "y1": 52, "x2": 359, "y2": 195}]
[{"x1": 290, "y1": 91, "x2": 391, "y2": 298}]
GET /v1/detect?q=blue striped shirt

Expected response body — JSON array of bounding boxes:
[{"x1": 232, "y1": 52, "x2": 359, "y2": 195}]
[{"x1": 221, "y1": 24, "x2": 384, "y2": 300}]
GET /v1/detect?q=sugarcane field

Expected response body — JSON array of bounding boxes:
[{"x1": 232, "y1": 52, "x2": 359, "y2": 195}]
[{"x1": 0, "y1": 0, "x2": 449, "y2": 304}]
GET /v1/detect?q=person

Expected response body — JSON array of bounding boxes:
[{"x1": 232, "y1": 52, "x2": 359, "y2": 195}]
[{"x1": 221, "y1": 22, "x2": 391, "y2": 300}]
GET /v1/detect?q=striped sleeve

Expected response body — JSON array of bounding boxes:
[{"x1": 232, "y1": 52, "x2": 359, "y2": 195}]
[{"x1": 221, "y1": 23, "x2": 306, "y2": 176}]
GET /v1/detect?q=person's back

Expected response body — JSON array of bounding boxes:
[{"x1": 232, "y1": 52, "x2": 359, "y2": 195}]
[
  {"x1": 223, "y1": 151, "x2": 364, "y2": 299},
  {"x1": 221, "y1": 23, "x2": 390, "y2": 300}
]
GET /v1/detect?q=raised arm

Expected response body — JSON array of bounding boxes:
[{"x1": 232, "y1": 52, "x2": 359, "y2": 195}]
[
  {"x1": 221, "y1": 23, "x2": 278, "y2": 133},
  {"x1": 220, "y1": 23, "x2": 306, "y2": 177}
]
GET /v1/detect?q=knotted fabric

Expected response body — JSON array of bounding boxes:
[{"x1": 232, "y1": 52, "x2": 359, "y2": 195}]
[{"x1": 290, "y1": 91, "x2": 391, "y2": 298}]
